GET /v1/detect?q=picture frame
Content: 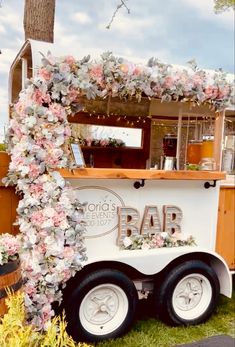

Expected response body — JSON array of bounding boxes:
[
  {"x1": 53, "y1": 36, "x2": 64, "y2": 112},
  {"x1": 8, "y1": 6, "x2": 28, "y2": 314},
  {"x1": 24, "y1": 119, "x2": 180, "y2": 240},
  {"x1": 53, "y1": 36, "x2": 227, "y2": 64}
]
[{"x1": 70, "y1": 143, "x2": 85, "y2": 167}]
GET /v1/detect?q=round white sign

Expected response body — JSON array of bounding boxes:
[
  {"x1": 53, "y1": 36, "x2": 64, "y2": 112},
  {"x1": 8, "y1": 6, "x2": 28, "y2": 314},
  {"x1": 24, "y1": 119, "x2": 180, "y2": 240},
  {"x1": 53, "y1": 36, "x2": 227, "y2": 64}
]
[{"x1": 75, "y1": 186, "x2": 125, "y2": 238}]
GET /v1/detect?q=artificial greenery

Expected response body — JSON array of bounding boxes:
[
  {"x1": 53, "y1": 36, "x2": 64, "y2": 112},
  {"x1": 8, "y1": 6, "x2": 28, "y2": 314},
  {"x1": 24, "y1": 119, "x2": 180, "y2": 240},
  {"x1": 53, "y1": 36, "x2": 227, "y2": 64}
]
[
  {"x1": 0, "y1": 291, "x2": 91, "y2": 347},
  {"x1": 0, "y1": 143, "x2": 7, "y2": 152}
]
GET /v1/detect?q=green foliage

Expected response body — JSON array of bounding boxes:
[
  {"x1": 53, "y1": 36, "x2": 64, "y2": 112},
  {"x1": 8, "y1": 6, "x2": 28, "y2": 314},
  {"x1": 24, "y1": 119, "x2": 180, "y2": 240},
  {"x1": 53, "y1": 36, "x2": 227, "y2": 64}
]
[
  {"x1": 214, "y1": 0, "x2": 235, "y2": 13},
  {"x1": 0, "y1": 143, "x2": 7, "y2": 152},
  {"x1": 0, "y1": 291, "x2": 92, "y2": 347}
]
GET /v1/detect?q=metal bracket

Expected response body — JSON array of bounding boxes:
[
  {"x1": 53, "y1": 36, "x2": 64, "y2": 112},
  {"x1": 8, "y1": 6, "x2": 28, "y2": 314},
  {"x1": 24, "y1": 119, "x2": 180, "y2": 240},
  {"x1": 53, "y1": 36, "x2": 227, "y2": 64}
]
[
  {"x1": 204, "y1": 180, "x2": 217, "y2": 189},
  {"x1": 133, "y1": 179, "x2": 145, "y2": 189}
]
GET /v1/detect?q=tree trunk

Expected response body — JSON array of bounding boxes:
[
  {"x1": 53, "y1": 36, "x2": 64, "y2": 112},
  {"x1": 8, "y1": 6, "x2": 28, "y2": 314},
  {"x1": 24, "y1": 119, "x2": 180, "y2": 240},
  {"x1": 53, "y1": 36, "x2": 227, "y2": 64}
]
[{"x1": 24, "y1": 0, "x2": 56, "y2": 43}]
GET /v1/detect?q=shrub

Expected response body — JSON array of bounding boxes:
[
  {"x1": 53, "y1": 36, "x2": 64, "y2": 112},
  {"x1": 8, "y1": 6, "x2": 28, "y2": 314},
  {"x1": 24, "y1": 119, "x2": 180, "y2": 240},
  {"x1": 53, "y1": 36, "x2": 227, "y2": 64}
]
[
  {"x1": 0, "y1": 143, "x2": 7, "y2": 152},
  {"x1": 0, "y1": 291, "x2": 91, "y2": 347}
]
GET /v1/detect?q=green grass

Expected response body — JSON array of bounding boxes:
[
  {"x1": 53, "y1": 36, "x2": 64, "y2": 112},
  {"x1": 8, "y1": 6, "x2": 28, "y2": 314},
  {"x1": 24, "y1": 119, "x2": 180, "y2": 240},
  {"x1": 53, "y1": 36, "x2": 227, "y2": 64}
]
[{"x1": 96, "y1": 290, "x2": 235, "y2": 347}]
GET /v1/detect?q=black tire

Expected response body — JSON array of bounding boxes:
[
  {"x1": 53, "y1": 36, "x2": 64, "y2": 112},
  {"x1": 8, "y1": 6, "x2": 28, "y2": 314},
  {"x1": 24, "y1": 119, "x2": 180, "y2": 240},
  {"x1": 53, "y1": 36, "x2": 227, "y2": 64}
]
[
  {"x1": 154, "y1": 260, "x2": 220, "y2": 326},
  {"x1": 64, "y1": 269, "x2": 138, "y2": 342}
]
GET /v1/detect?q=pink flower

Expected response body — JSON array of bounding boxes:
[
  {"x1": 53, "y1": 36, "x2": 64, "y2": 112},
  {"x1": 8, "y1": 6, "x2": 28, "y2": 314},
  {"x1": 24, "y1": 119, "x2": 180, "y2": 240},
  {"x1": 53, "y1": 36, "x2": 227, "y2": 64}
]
[
  {"x1": 63, "y1": 246, "x2": 75, "y2": 259},
  {"x1": 192, "y1": 74, "x2": 203, "y2": 87},
  {"x1": 9, "y1": 156, "x2": 24, "y2": 170},
  {"x1": 29, "y1": 183, "x2": 43, "y2": 196},
  {"x1": 15, "y1": 101, "x2": 26, "y2": 115},
  {"x1": 205, "y1": 86, "x2": 218, "y2": 99},
  {"x1": 90, "y1": 64, "x2": 103, "y2": 79},
  {"x1": 32, "y1": 89, "x2": 51, "y2": 105},
  {"x1": 60, "y1": 63, "x2": 70, "y2": 73},
  {"x1": 3, "y1": 236, "x2": 20, "y2": 256},
  {"x1": 28, "y1": 164, "x2": 41, "y2": 179},
  {"x1": 61, "y1": 268, "x2": 72, "y2": 282},
  {"x1": 65, "y1": 55, "x2": 76, "y2": 65},
  {"x1": 53, "y1": 211, "x2": 66, "y2": 227},
  {"x1": 25, "y1": 283, "x2": 37, "y2": 296},
  {"x1": 100, "y1": 139, "x2": 109, "y2": 147},
  {"x1": 86, "y1": 137, "x2": 93, "y2": 146},
  {"x1": 49, "y1": 103, "x2": 66, "y2": 121},
  {"x1": 68, "y1": 88, "x2": 79, "y2": 102},
  {"x1": 152, "y1": 234, "x2": 164, "y2": 248},
  {"x1": 164, "y1": 76, "x2": 174, "y2": 89},
  {"x1": 31, "y1": 211, "x2": 45, "y2": 226},
  {"x1": 39, "y1": 68, "x2": 52, "y2": 81},
  {"x1": 133, "y1": 66, "x2": 142, "y2": 76}
]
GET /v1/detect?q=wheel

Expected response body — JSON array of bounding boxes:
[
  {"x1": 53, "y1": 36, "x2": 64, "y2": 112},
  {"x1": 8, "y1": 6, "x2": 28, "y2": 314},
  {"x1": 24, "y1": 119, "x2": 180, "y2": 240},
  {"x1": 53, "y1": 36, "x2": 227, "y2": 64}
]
[
  {"x1": 64, "y1": 269, "x2": 138, "y2": 342},
  {"x1": 154, "y1": 260, "x2": 220, "y2": 326}
]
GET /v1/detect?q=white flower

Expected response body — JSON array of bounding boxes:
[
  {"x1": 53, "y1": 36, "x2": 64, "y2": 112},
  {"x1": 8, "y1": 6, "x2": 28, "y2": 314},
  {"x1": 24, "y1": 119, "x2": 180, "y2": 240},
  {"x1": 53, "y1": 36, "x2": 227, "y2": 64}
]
[
  {"x1": 123, "y1": 236, "x2": 133, "y2": 248},
  {"x1": 44, "y1": 207, "x2": 55, "y2": 218},
  {"x1": 0, "y1": 252, "x2": 3, "y2": 265},
  {"x1": 161, "y1": 232, "x2": 168, "y2": 239},
  {"x1": 51, "y1": 171, "x2": 65, "y2": 188},
  {"x1": 25, "y1": 115, "x2": 37, "y2": 128}
]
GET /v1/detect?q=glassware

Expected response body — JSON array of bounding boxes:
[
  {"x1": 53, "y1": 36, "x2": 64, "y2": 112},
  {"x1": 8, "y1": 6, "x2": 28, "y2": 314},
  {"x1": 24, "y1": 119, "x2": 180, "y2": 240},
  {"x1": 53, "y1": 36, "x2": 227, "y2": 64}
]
[
  {"x1": 201, "y1": 136, "x2": 214, "y2": 159},
  {"x1": 187, "y1": 140, "x2": 202, "y2": 164},
  {"x1": 199, "y1": 157, "x2": 216, "y2": 171},
  {"x1": 163, "y1": 134, "x2": 177, "y2": 157}
]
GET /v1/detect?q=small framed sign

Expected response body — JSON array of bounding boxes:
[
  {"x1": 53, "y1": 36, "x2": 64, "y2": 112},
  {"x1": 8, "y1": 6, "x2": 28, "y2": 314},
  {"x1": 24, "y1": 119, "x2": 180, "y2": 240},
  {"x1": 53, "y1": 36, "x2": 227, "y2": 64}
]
[{"x1": 70, "y1": 143, "x2": 85, "y2": 167}]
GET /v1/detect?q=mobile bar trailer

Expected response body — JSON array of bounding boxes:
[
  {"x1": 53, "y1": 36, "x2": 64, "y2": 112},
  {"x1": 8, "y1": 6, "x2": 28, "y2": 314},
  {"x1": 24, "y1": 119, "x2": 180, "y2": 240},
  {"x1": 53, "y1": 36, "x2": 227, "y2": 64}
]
[{"x1": 1, "y1": 39, "x2": 234, "y2": 342}]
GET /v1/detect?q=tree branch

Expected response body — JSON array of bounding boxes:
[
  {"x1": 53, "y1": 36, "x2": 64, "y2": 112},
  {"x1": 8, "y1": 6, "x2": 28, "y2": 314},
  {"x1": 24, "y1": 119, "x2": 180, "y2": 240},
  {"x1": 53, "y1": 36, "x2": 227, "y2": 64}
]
[{"x1": 106, "y1": 0, "x2": 130, "y2": 29}]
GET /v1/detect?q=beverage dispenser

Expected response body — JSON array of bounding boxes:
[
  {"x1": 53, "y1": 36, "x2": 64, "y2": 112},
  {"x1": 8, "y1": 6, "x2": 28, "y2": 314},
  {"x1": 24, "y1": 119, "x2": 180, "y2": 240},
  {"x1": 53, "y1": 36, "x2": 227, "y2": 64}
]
[{"x1": 161, "y1": 134, "x2": 177, "y2": 170}]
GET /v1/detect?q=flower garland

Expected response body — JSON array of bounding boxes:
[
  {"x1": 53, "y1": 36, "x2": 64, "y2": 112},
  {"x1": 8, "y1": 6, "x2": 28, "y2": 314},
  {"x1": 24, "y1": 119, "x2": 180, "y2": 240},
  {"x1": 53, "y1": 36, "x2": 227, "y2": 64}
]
[
  {"x1": 121, "y1": 232, "x2": 196, "y2": 250},
  {"x1": 76, "y1": 136, "x2": 125, "y2": 147},
  {"x1": 5, "y1": 52, "x2": 234, "y2": 330},
  {"x1": 0, "y1": 233, "x2": 20, "y2": 265}
]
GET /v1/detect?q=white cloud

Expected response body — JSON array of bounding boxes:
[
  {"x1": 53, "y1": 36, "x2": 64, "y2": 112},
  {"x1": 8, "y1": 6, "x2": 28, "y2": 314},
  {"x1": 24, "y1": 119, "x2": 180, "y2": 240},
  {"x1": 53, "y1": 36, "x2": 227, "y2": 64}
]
[
  {"x1": 0, "y1": 47, "x2": 19, "y2": 72},
  {"x1": 0, "y1": 11, "x2": 22, "y2": 34},
  {"x1": 179, "y1": 0, "x2": 234, "y2": 29},
  {"x1": 100, "y1": 12, "x2": 165, "y2": 38},
  {"x1": 70, "y1": 11, "x2": 92, "y2": 24},
  {"x1": 0, "y1": 24, "x2": 5, "y2": 33}
]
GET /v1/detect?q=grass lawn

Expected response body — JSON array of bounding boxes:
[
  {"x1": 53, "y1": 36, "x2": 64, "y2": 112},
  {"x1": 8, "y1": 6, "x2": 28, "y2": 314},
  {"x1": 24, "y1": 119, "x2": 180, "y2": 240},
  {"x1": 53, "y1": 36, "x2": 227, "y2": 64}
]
[{"x1": 96, "y1": 283, "x2": 235, "y2": 347}]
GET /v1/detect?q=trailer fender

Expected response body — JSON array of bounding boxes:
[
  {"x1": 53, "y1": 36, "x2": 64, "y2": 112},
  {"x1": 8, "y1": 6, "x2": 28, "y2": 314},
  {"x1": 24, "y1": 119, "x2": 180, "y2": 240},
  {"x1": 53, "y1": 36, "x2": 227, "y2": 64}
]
[{"x1": 207, "y1": 253, "x2": 232, "y2": 298}]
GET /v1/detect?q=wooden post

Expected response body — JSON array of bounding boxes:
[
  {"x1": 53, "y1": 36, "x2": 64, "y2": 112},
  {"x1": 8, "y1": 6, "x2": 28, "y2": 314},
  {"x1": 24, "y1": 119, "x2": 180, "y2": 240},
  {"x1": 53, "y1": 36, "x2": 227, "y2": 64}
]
[
  {"x1": 214, "y1": 110, "x2": 225, "y2": 171},
  {"x1": 176, "y1": 106, "x2": 182, "y2": 170}
]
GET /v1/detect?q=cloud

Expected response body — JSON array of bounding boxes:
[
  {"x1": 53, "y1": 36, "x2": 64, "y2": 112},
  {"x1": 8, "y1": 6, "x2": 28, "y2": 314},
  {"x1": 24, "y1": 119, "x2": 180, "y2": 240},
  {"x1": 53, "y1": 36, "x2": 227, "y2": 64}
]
[
  {"x1": 179, "y1": 0, "x2": 234, "y2": 29},
  {"x1": 0, "y1": 24, "x2": 5, "y2": 33},
  {"x1": 0, "y1": 47, "x2": 20, "y2": 72},
  {"x1": 70, "y1": 11, "x2": 92, "y2": 24},
  {"x1": 0, "y1": 11, "x2": 22, "y2": 34}
]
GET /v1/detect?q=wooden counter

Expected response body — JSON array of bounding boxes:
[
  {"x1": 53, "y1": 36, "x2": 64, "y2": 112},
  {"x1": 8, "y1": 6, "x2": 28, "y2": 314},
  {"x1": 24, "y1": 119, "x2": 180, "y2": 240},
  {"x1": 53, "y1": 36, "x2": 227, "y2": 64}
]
[{"x1": 59, "y1": 168, "x2": 226, "y2": 181}]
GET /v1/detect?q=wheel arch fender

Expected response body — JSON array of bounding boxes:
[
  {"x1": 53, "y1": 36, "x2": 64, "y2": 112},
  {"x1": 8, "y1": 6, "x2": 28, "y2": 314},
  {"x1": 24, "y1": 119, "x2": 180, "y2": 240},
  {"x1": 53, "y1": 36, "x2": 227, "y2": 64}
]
[
  {"x1": 61, "y1": 260, "x2": 145, "y2": 305},
  {"x1": 157, "y1": 251, "x2": 232, "y2": 298}
]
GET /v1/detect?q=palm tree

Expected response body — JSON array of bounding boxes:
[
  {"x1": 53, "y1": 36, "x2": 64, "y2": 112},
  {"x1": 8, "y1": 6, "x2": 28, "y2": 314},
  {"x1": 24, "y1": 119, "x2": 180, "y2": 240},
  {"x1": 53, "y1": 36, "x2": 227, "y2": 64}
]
[{"x1": 23, "y1": 0, "x2": 56, "y2": 43}]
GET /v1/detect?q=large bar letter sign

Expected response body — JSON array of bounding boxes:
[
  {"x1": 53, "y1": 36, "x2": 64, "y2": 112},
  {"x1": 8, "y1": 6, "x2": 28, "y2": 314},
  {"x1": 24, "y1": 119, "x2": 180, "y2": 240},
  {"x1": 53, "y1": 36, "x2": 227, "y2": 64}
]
[
  {"x1": 118, "y1": 207, "x2": 140, "y2": 245},
  {"x1": 140, "y1": 206, "x2": 162, "y2": 235},
  {"x1": 163, "y1": 205, "x2": 182, "y2": 234}
]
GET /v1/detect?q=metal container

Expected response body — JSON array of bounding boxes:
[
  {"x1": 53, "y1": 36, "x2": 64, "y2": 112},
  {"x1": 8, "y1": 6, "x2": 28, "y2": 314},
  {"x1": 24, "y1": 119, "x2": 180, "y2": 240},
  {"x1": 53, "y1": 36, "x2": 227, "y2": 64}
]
[{"x1": 161, "y1": 156, "x2": 177, "y2": 170}]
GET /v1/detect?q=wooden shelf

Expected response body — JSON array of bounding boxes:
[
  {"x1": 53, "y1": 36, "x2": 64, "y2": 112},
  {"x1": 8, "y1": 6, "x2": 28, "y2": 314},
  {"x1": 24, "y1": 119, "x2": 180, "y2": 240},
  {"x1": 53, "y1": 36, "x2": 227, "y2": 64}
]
[{"x1": 59, "y1": 168, "x2": 226, "y2": 181}]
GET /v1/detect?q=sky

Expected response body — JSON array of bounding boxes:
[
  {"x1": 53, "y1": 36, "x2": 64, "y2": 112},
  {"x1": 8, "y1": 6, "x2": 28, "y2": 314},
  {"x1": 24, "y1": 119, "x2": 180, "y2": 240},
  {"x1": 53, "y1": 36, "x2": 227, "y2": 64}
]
[{"x1": 0, "y1": 0, "x2": 234, "y2": 141}]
